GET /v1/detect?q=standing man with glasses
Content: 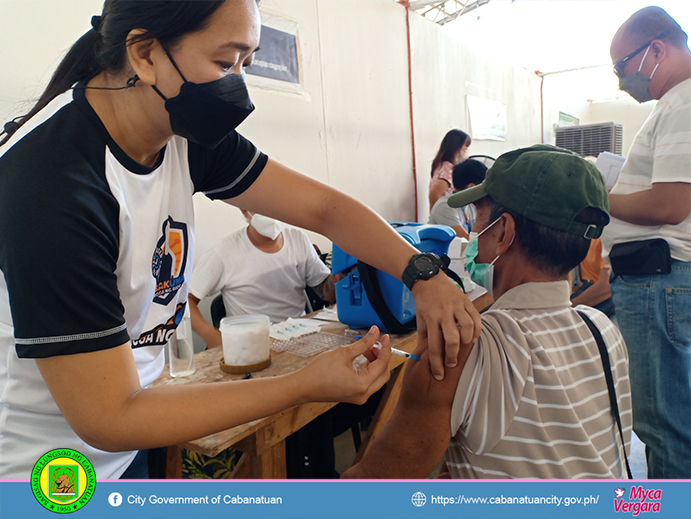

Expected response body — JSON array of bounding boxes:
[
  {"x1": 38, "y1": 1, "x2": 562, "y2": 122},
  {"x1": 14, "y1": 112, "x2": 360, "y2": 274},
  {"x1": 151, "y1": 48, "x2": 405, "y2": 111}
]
[{"x1": 604, "y1": 6, "x2": 691, "y2": 478}]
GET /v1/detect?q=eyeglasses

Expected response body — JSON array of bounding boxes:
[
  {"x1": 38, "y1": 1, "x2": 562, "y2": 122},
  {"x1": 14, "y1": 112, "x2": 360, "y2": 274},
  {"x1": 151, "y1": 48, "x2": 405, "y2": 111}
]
[{"x1": 613, "y1": 32, "x2": 668, "y2": 78}]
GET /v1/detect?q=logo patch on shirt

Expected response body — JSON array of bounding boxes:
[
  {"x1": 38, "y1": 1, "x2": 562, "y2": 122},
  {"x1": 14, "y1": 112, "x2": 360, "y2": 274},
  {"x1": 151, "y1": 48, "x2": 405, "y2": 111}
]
[
  {"x1": 152, "y1": 216, "x2": 188, "y2": 305},
  {"x1": 131, "y1": 302, "x2": 185, "y2": 348}
]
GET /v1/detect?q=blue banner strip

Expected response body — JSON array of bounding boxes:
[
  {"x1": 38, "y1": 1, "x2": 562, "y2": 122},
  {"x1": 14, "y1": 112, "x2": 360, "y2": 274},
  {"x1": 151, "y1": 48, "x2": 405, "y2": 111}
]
[{"x1": 2, "y1": 480, "x2": 690, "y2": 519}]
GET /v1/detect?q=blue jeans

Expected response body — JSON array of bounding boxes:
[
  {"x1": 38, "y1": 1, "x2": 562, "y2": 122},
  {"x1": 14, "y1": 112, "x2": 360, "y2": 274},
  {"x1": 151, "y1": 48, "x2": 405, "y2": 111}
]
[{"x1": 610, "y1": 260, "x2": 691, "y2": 479}]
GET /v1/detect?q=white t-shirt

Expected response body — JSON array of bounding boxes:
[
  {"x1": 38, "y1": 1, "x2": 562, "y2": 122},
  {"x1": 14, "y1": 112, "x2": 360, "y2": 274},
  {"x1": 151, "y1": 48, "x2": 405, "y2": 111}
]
[
  {"x1": 602, "y1": 78, "x2": 691, "y2": 262},
  {"x1": 190, "y1": 226, "x2": 330, "y2": 323},
  {"x1": 428, "y1": 193, "x2": 476, "y2": 233}
]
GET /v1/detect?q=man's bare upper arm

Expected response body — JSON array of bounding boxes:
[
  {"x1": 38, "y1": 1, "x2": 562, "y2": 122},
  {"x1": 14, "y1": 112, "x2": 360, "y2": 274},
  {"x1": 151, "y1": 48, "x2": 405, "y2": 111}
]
[{"x1": 343, "y1": 343, "x2": 471, "y2": 479}]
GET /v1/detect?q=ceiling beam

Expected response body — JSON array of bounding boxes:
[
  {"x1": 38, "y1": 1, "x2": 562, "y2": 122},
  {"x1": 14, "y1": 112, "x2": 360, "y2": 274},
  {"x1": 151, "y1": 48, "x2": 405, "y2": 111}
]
[
  {"x1": 408, "y1": 0, "x2": 491, "y2": 25},
  {"x1": 437, "y1": 0, "x2": 491, "y2": 25}
]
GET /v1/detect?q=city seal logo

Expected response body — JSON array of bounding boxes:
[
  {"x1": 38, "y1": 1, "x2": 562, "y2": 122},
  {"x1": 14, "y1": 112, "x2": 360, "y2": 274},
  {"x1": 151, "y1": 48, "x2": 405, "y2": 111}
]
[{"x1": 31, "y1": 449, "x2": 95, "y2": 514}]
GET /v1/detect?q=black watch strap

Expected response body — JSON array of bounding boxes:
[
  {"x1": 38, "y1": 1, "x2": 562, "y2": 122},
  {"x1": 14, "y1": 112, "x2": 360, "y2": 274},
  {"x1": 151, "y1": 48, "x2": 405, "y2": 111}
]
[{"x1": 402, "y1": 253, "x2": 444, "y2": 291}]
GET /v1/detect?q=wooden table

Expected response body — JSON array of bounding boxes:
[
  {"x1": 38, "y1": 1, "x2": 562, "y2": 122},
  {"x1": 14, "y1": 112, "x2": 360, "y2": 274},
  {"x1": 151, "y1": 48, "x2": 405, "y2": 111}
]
[{"x1": 152, "y1": 290, "x2": 493, "y2": 479}]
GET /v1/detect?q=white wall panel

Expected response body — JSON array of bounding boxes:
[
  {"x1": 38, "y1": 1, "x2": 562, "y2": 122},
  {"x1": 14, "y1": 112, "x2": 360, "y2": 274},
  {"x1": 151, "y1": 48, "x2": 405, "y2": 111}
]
[
  {"x1": 0, "y1": 0, "x2": 104, "y2": 122},
  {"x1": 314, "y1": 0, "x2": 413, "y2": 221},
  {"x1": 410, "y1": 13, "x2": 542, "y2": 220}
]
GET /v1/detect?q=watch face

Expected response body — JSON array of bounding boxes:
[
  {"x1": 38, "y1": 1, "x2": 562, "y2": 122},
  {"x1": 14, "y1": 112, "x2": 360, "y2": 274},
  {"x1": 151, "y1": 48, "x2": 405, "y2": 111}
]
[{"x1": 414, "y1": 256, "x2": 435, "y2": 275}]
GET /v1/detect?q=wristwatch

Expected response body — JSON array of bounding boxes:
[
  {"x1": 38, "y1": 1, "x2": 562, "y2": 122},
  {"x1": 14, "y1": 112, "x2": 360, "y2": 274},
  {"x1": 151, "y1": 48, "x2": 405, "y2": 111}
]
[{"x1": 402, "y1": 253, "x2": 445, "y2": 291}]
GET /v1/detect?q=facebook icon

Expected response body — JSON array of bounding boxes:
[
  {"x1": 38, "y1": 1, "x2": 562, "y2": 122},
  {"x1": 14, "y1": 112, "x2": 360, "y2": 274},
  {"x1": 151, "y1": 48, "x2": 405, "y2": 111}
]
[{"x1": 108, "y1": 492, "x2": 123, "y2": 507}]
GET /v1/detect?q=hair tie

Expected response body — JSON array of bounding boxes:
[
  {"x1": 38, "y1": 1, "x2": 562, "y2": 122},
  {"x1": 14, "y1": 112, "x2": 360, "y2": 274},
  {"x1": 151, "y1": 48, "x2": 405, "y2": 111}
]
[
  {"x1": 2, "y1": 119, "x2": 21, "y2": 136},
  {"x1": 90, "y1": 15, "x2": 102, "y2": 32}
]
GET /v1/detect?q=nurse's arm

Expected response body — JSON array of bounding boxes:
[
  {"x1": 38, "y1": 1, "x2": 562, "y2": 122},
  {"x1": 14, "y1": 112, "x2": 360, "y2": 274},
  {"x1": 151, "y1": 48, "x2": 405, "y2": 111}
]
[
  {"x1": 34, "y1": 330, "x2": 390, "y2": 452},
  {"x1": 228, "y1": 159, "x2": 482, "y2": 380}
]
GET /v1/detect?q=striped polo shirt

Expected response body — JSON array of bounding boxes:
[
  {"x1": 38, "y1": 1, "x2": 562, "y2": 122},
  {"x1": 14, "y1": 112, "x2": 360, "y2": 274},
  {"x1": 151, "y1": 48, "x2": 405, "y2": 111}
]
[
  {"x1": 445, "y1": 281, "x2": 631, "y2": 479},
  {"x1": 602, "y1": 77, "x2": 691, "y2": 262}
]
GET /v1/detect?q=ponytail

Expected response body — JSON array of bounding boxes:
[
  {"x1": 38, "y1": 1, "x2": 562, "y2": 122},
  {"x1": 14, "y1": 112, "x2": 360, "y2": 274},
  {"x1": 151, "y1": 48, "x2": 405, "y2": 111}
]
[
  {"x1": 42, "y1": 29, "x2": 103, "y2": 106},
  {"x1": 1, "y1": 0, "x2": 226, "y2": 147},
  {"x1": 0, "y1": 29, "x2": 101, "y2": 146}
]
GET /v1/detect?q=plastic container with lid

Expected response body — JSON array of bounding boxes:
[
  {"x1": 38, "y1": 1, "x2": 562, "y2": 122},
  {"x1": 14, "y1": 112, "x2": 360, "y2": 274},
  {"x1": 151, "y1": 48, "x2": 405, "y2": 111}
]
[{"x1": 219, "y1": 315, "x2": 271, "y2": 373}]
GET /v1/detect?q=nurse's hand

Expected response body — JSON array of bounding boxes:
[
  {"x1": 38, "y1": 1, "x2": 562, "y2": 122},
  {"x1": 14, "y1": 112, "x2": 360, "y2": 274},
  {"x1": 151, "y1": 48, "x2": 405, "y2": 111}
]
[
  {"x1": 296, "y1": 326, "x2": 391, "y2": 405},
  {"x1": 411, "y1": 272, "x2": 481, "y2": 381}
]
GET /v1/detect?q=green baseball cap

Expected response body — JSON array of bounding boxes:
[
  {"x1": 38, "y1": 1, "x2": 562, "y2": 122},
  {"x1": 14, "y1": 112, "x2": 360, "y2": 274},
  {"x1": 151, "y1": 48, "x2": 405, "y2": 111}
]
[{"x1": 448, "y1": 144, "x2": 610, "y2": 238}]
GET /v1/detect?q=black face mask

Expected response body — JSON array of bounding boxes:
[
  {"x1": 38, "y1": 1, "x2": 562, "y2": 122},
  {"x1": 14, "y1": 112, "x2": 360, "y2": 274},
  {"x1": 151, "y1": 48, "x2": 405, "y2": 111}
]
[{"x1": 152, "y1": 47, "x2": 255, "y2": 149}]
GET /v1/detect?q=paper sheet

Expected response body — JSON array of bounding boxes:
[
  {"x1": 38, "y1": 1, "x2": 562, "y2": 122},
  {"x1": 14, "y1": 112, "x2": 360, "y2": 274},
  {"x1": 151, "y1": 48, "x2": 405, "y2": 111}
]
[
  {"x1": 311, "y1": 306, "x2": 341, "y2": 322},
  {"x1": 595, "y1": 152, "x2": 626, "y2": 191}
]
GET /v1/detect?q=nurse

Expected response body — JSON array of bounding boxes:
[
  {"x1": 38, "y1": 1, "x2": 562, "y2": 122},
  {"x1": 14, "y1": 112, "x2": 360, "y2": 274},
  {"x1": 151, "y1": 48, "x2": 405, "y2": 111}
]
[{"x1": 0, "y1": 0, "x2": 480, "y2": 478}]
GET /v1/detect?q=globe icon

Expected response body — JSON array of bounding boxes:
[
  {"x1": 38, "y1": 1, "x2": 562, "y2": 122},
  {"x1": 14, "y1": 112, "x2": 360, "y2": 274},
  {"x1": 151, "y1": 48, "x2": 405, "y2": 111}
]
[{"x1": 411, "y1": 492, "x2": 427, "y2": 507}]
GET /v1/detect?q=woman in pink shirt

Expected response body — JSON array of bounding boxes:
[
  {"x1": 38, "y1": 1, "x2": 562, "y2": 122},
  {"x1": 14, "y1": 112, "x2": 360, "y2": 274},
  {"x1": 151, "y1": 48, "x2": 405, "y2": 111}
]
[{"x1": 428, "y1": 129, "x2": 471, "y2": 207}]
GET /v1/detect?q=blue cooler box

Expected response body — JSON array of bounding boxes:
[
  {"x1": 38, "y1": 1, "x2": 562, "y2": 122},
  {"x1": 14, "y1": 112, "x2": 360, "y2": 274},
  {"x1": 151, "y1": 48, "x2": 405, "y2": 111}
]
[{"x1": 332, "y1": 222, "x2": 455, "y2": 332}]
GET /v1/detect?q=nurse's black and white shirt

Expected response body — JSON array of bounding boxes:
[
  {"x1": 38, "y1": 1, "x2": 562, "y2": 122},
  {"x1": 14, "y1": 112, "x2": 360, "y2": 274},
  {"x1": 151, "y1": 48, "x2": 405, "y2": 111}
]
[{"x1": 0, "y1": 85, "x2": 267, "y2": 479}]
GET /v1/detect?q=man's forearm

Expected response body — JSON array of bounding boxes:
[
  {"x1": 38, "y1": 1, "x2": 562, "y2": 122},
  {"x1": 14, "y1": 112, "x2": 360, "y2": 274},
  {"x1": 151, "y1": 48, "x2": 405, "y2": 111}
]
[
  {"x1": 315, "y1": 275, "x2": 336, "y2": 303},
  {"x1": 342, "y1": 406, "x2": 449, "y2": 479},
  {"x1": 609, "y1": 183, "x2": 691, "y2": 225},
  {"x1": 452, "y1": 225, "x2": 470, "y2": 239},
  {"x1": 343, "y1": 352, "x2": 464, "y2": 479},
  {"x1": 189, "y1": 298, "x2": 222, "y2": 348},
  {"x1": 571, "y1": 268, "x2": 611, "y2": 307}
]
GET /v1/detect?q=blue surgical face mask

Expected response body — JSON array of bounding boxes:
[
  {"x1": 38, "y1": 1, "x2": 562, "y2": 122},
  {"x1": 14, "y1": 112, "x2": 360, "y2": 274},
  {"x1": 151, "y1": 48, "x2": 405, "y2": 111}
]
[
  {"x1": 619, "y1": 44, "x2": 659, "y2": 104},
  {"x1": 465, "y1": 216, "x2": 514, "y2": 296}
]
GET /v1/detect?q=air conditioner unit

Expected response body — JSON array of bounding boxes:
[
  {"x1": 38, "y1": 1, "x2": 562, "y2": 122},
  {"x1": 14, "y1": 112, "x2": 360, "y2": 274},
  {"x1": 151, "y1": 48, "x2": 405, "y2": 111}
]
[{"x1": 555, "y1": 122, "x2": 623, "y2": 157}]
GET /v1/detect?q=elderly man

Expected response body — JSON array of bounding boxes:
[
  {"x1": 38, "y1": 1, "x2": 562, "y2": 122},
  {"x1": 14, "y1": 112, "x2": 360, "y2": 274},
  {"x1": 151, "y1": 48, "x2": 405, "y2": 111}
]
[
  {"x1": 344, "y1": 145, "x2": 631, "y2": 479},
  {"x1": 605, "y1": 6, "x2": 691, "y2": 478}
]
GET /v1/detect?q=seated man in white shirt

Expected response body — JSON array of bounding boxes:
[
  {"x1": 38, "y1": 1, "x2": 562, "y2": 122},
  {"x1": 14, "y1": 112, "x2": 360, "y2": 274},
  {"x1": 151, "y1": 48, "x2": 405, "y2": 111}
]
[
  {"x1": 428, "y1": 159, "x2": 487, "y2": 239},
  {"x1": 184, "y1": 210, "x2": 344, "y2": 479},
  {"x1": 189, "y1": 209, "x2": 335, "y2": 348}
]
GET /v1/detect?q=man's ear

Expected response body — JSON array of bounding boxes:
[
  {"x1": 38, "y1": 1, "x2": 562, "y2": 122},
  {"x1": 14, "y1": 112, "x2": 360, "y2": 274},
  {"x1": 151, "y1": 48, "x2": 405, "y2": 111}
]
[
  {"x1": 125, "y1": 29, "x2": 160, "y2": 86},
  {"x1": 495, "y1": 213, "x2": 516, "y2": 255},
  {"x1": 650, "y1": 39, "x2": 667, "y2": 62}
]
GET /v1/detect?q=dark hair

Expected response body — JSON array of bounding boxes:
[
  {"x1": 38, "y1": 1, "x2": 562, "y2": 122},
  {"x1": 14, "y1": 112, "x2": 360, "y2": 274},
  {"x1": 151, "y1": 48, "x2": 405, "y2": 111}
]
[
  {"x1": 452, "y1": 159, "x2": 487, "y2": 191},
  {"x1": 430, "y1": 129, "x2": 471, "y2": 178},
  {"x1": 485, "y1": 196, "x2": 608, "y2": 278},
  {"x1": 1, "y1": 0, "x2": 226, "y2": 146},
  {"x1": 624, "y1": 6, "x2": 689, "y2": 50}
]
